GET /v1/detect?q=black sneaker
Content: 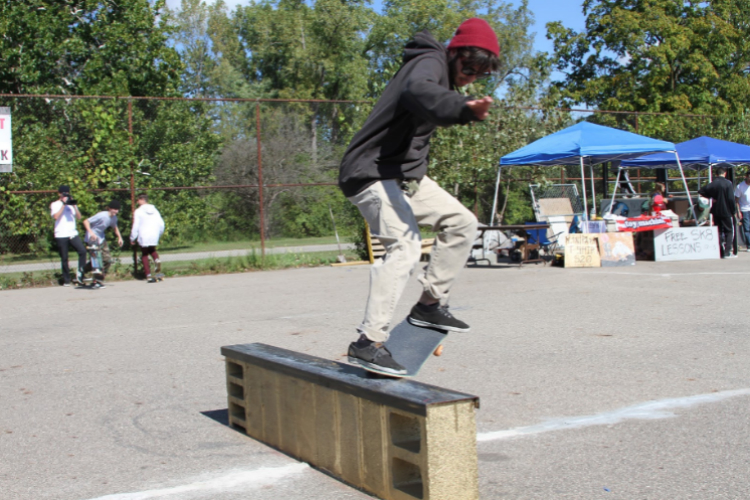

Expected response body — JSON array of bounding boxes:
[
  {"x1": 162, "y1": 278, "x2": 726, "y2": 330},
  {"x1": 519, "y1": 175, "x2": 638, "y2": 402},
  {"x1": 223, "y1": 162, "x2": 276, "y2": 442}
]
[
  {"x1": 92, "y1": 281, "x2": 105, "y2": 289},
  {"x1": 348, "y1": 339, "x2": 407, "y2": 376},
  {"x1": 408, "y1": 303, "x2": 470, "y2": 332}
]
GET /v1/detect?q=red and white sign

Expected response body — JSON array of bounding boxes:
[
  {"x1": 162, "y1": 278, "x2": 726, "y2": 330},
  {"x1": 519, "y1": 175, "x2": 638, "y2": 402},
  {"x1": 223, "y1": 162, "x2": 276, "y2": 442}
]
[
  {"x1": 614, "y1": 214, "x2": 673, "y2": 232},
  {"x1": 0, "y1": 107, "x2": 11, "y2": 172}
]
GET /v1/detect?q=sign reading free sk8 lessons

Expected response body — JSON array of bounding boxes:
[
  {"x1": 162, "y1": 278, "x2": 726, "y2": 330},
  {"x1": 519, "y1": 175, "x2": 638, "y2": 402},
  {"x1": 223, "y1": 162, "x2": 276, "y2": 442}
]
[
  {"x1": 564, "y1": 234, "x2": 601, "y2": 268},
  {"x1": 654, "y1": 226, "x2": 720, "y2": 261},
  {"x1": 0, "y1": 107, "x2": 11, "y2": 173}
]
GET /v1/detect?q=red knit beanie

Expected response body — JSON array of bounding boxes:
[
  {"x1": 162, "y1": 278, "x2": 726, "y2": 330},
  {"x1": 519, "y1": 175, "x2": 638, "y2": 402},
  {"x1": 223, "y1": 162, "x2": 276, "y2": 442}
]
[{"x1": 447, "y1": 18, "x2": 500, "y2": 57}]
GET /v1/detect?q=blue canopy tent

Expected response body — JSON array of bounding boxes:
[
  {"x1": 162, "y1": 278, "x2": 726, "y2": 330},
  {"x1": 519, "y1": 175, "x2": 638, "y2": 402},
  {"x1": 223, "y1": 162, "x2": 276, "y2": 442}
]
[
  {"x1": 492, "y1": 122, "x2": 678, "y2": 223},
  {"x1": 620, "y1": 136, "x2": 750, "y2": 170},
  {"x1": 613, "y1": 136, "x2": 750, "y2": 218}
]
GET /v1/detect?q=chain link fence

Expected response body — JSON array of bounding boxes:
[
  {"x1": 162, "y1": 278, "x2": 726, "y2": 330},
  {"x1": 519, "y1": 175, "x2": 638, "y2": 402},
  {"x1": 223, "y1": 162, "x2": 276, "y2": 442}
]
[{"x1": 1, "y1": 94, "x2": 747, "y2": 283}]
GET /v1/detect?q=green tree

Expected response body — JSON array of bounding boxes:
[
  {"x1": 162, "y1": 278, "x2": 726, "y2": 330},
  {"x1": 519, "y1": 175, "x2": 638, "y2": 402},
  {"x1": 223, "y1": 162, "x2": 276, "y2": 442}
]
[
  {"x1": 166, "y1": 0, "x2": 218, "y2": 97},
  {"x1": 547, "y1": 0, "x2": 750, "y2": 115},
  {"x1": 0, "y1": 1, "x2": 222, "y2": 254},
  {"x1": 0, "y1": 0, "x2": 182, "y2": 96}
]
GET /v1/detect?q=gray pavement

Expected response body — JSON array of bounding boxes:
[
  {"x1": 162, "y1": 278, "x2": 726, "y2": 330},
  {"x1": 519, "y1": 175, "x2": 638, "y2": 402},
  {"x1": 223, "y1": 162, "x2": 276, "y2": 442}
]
[
  {"x1": 0, "y1": 243, "x2": 355, "y2": 274},
  {"x1": 1, "y1": 256, "x2": 750, "y2": 499}
]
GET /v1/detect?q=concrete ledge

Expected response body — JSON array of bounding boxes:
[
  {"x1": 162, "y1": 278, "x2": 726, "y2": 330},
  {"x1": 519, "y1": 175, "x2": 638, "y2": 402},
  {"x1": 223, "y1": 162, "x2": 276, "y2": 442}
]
[{"x1": 222, "y1": 343, "x2": 480, "y2": 500}]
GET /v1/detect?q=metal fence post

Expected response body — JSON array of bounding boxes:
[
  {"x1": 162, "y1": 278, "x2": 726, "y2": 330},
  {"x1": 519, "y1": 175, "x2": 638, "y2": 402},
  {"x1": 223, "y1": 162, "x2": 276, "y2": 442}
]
[
  {"x1": 128, "y1": 98, "x2": 138, "y2": 275},
  {"x1": 256, "y1": 101, "x2": 265, "y2": 257}
]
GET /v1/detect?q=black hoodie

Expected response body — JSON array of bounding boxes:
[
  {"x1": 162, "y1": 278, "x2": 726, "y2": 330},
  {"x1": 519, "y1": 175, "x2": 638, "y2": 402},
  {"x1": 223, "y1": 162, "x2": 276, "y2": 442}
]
[
  {"x1": 698, "y1": 176, "x2": 736, "y2": 218},
  {"x1": 338, "y1": 31, "x2": 478, "y2": 197}
]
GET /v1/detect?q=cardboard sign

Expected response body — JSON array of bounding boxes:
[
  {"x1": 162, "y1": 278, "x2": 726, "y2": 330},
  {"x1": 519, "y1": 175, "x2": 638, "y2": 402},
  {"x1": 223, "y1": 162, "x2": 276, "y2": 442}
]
[
  {"x1": 597, "y1": 232, "x2": 635, "y2": 266},
  {"x1": 0, "y1": 107, "x2": 11, "y2": 173},
  {"x1": 653, "y1": 226, "x2": 720, "y2": 261},
  {"x1": 564, "y1": 234, "x2": 601, "y2": 268}
]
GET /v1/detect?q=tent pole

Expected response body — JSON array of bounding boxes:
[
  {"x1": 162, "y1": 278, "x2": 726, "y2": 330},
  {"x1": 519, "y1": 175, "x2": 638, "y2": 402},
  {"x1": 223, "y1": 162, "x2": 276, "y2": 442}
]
[
  {"x1": 697, "y1": 166, "x2": 701, "y2": 190},
  {"x1": 607, "y1": 167, "x2": 622, "y2": 215},
  {"x1": 674, "y1": 152, "x2": 696, "y2": 221},
  {"x1": 589, "y1": 163, "x2": 597, "y2": 217},
  {"x1": 708, "y1": 163, "x2": 714, "y2": 226},
  {"x1": 580, "y1": 157, "x2": 589, "y2": 221},
  {"x1": 490, "y1": 166, "x2": 502, "y2": 225}
]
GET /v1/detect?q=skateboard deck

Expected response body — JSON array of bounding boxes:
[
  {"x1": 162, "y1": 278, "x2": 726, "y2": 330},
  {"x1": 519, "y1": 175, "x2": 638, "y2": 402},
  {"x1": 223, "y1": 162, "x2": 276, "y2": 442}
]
[
  {"x1": 75, "y1": 282, "x2": 101, "y2": 289},
  {"x1": 86, "y1": 245, "x2": 105, "y2": 280},
  {"x1": 359, "y1": 319, "x2": 448, "y2": 378},
  {"x1": 153, "y1": 273, "x2": 165, "y2": 282}
]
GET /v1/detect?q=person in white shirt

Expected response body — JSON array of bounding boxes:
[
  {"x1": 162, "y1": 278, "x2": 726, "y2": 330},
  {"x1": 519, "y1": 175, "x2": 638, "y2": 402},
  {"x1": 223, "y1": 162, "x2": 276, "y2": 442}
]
[
  {"x1": 734, "y1": 171, "x2": 750, "y2": 251},
  {"x1": 129, "y1": 194, "x2": 165, "y2": 283},
  {"x1": 50, "y1": 185, "x2": 86, "y2": 286}
]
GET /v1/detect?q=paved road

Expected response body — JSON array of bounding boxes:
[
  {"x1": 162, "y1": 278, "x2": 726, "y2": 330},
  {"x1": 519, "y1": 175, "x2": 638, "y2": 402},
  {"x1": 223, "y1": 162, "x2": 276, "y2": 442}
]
[
  {"x1": 1, "y1": 256, "x2": 749, "y2": 499},
  {"x1": 0, "y1": 243, "x2": 355, "y2": 274}
]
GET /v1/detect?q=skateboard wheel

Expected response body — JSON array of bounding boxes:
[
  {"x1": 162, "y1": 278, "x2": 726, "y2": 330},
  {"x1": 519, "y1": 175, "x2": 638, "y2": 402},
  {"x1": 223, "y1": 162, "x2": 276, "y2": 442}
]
[{"x1": 433, "y1": 345, "x2": 444, "y2": 357}]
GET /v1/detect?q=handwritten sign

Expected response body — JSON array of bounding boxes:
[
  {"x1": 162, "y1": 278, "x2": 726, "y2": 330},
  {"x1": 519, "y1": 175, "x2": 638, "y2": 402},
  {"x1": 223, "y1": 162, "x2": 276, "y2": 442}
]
[
  {"x1": 653, "y1": 226, "x2": 720, "y2": 261},
  {"x1": 597, "y1": 232, "x2": 635, "y2": 267},
  {"x1": 0, "y1": 107, "x2": 11, "y2": 173},
  {"x1": 564, "y1": 234, "x2": 601, "y2": 268}
]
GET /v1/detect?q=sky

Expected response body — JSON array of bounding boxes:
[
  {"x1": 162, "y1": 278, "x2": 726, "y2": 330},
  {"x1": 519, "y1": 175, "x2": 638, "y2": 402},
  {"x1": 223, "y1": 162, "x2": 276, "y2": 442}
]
[
  {"x1": 512, "y1": 0, "x2": 586, "y2": 55},
  {"x1": 164, "y1": 0, "x2": 588, "y2": 56}
]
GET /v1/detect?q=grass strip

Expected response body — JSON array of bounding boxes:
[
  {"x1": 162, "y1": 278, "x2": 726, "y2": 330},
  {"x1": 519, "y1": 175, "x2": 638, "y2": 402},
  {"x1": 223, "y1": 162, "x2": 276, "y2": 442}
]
[{"x1": 0, "y1": 249, "x2": 360, "y2": 291}]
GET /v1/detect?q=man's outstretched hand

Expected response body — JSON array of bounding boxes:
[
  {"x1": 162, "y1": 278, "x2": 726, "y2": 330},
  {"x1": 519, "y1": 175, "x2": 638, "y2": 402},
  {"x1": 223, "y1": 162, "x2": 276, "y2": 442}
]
[{"x1": 466, "y1": 96, "x2": 493, "y2": 120}]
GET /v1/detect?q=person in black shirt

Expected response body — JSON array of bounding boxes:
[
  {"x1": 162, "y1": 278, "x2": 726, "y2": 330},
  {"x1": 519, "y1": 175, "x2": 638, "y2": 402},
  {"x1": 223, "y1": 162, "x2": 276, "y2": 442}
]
[
  {"x1": 699, "y1": 167, "x2": 736, "y2": 258},
  {"x1": 340, "y1": 19, "x2": 500, "y2": 375}
]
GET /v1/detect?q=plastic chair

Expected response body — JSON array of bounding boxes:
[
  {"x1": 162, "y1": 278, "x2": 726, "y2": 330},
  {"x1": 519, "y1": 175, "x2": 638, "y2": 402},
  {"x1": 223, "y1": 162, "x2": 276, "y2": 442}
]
[{"x1": 524, "y1": 222, "x2": 560, "y2": 257}]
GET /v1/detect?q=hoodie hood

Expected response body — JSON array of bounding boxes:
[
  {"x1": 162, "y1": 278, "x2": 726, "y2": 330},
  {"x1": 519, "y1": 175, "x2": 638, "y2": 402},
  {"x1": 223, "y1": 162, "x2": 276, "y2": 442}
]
[
  {"x1": 141, "y1": 203, "x2": 157, "y2": 215},
  {"x1": 403, "y1": 30, "x2": 446, "y2": 65}
]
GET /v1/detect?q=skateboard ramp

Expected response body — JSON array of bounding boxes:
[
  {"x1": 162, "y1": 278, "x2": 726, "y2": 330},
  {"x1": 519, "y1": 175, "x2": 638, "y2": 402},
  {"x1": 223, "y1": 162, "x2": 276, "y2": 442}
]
[{"x1": 221, "y1": 343, "x2": 480, "y2": 500}]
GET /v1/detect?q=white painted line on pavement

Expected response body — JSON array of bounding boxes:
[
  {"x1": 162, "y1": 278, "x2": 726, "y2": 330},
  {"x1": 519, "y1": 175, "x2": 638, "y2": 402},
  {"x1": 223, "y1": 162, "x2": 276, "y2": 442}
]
[
  {"x1": 597, "y1": 271, "x2": 750, "y2": 277},
  {"x1": 82, "y1": 463, "x2": 309, "y2": 500},
  {"x1": 478, "y1": 388, "x2": 750, "y2": 442}
]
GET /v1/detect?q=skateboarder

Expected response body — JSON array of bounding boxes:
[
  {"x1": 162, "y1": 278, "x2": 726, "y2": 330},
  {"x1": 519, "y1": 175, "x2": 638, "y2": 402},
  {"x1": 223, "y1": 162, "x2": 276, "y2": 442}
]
[
  {"x1": 82, "y1": 199, "x2": 124, "y2": 288},
  {"x1": 50, "y1": 185, "x2": 86, "y2": 286},
  {"x1": 340, "y1": 18, "x2": 500, "y2": 375},
  {"x1": 129, "y1": 194, "x2": 165, "y2": 283}
]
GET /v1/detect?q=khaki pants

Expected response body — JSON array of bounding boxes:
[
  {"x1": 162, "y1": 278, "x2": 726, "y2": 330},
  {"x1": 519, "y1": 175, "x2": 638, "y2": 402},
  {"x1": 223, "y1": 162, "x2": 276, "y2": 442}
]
[{"x1": 348, "y1": 177, "x2": 478, "y2": 342}]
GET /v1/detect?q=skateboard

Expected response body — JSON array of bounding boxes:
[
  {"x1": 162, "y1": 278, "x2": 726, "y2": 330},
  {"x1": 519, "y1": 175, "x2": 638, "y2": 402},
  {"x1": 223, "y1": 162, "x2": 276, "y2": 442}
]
[
  {"x1": 151, "y1": 273, "x2": 165, "y2": 282},
  {"x1": 86, "y1": 244, "x2": 105, "y2": 281},
  {"x1": 75, "y1": 280, "x2": 102, "y2": 290},
  {"x1": 355, "y1": 319, "x2": 448, "y2": 378}
]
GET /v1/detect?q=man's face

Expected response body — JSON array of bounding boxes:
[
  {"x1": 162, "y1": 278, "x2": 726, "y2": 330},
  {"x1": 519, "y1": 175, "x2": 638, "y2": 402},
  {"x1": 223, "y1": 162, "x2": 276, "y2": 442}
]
[
  {"x1": 137, "y1": 198, "x2": 146, "y2": 206},
  {"x1": 452, "y1": 57, "x2": 488, "y2": 88},
  {"x1": 108, "y1": 208, "x2": 119, "y2": 217}
]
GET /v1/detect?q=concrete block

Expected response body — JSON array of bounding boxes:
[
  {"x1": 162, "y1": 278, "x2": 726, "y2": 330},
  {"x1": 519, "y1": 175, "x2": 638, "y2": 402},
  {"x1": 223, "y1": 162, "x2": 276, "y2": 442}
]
[{"x1": 222, "y1": 343, "x2": 479, "y2": 500}]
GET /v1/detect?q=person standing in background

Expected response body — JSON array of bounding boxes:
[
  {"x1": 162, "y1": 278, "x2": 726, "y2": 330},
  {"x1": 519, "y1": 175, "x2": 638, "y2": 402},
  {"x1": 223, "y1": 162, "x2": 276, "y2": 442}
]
[
  {"x1": 130, "y1": 194, "x2": 165, "y2": 283},
  {"x1": 50, "y1": 185, "x2": 86, "y2": 286},
  {"x1": 734, "y1": 171, "x2": 750, "y2": 252},
  {"x1": 699, "y1": 167, "x2": 736, "y2": 258}
]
